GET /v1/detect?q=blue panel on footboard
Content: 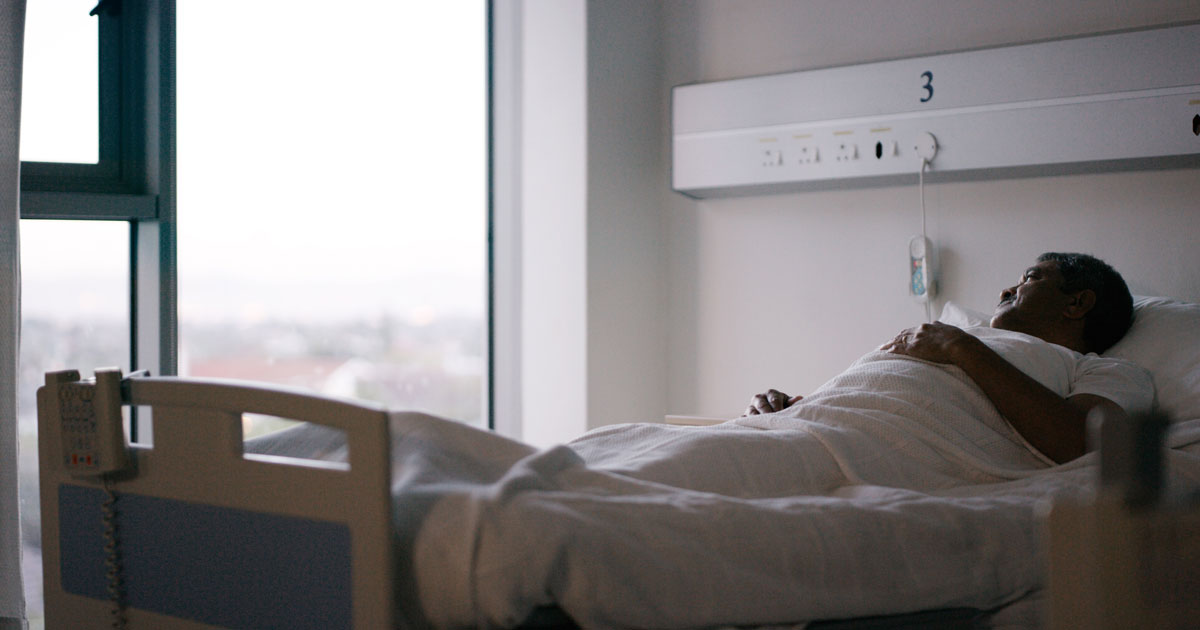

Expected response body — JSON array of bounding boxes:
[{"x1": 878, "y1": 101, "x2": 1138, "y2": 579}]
[{"x1": 59, "y1": 484, "x2": 352, "y2": 630}]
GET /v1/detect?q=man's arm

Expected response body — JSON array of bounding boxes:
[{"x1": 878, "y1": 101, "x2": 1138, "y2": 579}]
[{"x1": 884, "y1": 322, "x2": 1121, "y2": 464}]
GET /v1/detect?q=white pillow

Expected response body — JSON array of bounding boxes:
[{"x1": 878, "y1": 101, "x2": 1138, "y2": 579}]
[{"x1": 1105, "y1": 297, "x2": 1200, "y2": 423}]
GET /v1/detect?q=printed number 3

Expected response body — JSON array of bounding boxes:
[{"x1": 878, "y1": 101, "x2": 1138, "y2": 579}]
[{"x1": 920, "y1": 71, "x2": 934, "y2": 103}]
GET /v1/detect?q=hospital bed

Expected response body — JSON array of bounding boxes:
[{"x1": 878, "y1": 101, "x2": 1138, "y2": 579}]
[{"x1": 37, "y1": 296, "x2": 1200, "y2": 629}]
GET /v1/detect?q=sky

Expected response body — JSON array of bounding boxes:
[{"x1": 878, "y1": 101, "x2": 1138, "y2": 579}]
[{"x1": 20, "y1": 1, "x2": 488, "y2": 325}]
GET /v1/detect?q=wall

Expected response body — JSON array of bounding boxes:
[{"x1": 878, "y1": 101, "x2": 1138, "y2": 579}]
[
  {"x1": 585, "y1": 1, "x2": 667, "y2": 430},
  {"x1": 517, "y1": 1, "x2": 589, "y2": 445},
  {"x1": 658, "y1": 1, "x2": 1200, "y2": 418},
  {"x1": 508, "y1": 0, "x2": 666, "y2": 445}
]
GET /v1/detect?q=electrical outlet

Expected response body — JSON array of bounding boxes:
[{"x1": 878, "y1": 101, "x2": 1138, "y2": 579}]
[
  {"x1": 761, "y1": 148, "x2": 783, "y2": 167},
  {"x1": 834, "y1": 142, "x2": 858, "y2": 162},
  {"x1": 797, "y1": 145, "x2": 819, "y2": 164}
]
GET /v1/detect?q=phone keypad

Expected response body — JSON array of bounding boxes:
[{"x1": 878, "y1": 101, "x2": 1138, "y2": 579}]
[{"x1": 60, "y1": 383, "x2": 99, "y2": 469}]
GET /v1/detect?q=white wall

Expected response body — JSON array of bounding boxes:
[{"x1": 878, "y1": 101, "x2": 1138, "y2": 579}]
[
  {"x1": 518, "y1": 0, "x2": 589, "y2": 445},
  {"x1": 512, "y1": 0, "x2": 666, "y2": 445},
  {"x1": 585, "y1": 1, "x2": 667, "y2": 430},
  {"x1": 511, "y1": 0, "x2": 1200, "y2": 438},
  {"x1": 657, "y1": 0, "x2": 1200, "y2": 418}
]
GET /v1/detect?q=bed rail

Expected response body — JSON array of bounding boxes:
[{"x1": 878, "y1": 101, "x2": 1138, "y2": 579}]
[{"x1": 38, "y1": 369, "x2": 395, "y2": 630}]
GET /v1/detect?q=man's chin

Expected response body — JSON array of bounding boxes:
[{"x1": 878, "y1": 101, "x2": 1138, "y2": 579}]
[{"x1": 990, "y1": 307, "x2": 1012, "y2": 329}]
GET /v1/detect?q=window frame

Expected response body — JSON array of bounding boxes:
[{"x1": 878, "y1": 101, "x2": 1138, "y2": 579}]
[{"x1": 19, "y1": 0, "x2": 177, "y2": 385}]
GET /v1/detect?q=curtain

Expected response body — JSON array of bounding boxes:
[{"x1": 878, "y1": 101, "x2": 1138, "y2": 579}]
[{"x1": 0, "y1": 1, "x2": 26, "y2": 628}]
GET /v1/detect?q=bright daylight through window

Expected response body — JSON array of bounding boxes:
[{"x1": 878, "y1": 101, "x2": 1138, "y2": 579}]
[
  {"x1": 176, "y1": 3, "x2": 489, "y2": 434},
  {"x1": 18, "y1": 221, "x2": 130, "y2": 629},
  {"x1": 16, "y1": 3, "x2": 488, "y2": 628},
  {"x1": 18, "y1": 0, "x2": 97, "y2": 164},
  {"x1": 17, "y1": 3, "x2": 109, "y2": 628}
]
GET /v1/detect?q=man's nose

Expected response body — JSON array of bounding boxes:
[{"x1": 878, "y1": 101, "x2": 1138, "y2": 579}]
[{"x1": 1000, "y1": 286, "x2": 1016, "y2": 301}]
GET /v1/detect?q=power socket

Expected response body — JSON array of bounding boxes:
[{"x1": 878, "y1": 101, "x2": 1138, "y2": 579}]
[{"x1": 834, "y1": 141, "x2": 858, "y2": 162}]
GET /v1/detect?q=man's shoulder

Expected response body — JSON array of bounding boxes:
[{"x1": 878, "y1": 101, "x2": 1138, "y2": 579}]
[
  {"x1": 1070, "y1": 353, "x2": 1155, "y2": 415},
  {"x1": 1075, "y1": 350, "x2": 1153, "y2": 379}
]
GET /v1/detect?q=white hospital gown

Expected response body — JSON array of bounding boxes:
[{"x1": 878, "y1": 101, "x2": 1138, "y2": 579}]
[{"x1": 964, "y1": 326, "x2": 1154, "y2": 464}]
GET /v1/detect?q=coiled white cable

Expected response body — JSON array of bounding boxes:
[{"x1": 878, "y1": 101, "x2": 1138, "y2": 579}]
[{"x1": 102, "y1": 476, "x2": 127, "y2": 630}]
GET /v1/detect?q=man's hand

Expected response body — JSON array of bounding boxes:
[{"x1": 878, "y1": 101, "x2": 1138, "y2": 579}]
[
  {"x1": 881, "y1": 321, "x2": 983, "y2": 366},
  {"x1": 743, "y1": 389, "x2": 804, "y2": 416}
]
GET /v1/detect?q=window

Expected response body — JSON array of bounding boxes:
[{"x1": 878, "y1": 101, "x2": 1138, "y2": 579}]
[
  {"x1": 17, "y1": 221, "x2": 130, "y2": 629},
  {"x1": 17, "y1": 2, "x2": 171, "y2": 628},
  {"x1": 176, "y1": 3, "x2": 489, "y2": 427},
  {"x1": 19, "y1": 0, "x2": 99, "y2": 164},
  {"x1": 17, "y1": 5, "x2": 490, "y2": 626}
]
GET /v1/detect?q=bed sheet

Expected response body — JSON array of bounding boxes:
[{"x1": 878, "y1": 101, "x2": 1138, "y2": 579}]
[{"x1": 387, "y1": 348, "x2": 1200, "y2": 629}]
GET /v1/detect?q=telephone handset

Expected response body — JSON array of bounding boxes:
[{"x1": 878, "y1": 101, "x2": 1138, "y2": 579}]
[
  {"x1": 909, "y1": 235, "x2": 935, "y2": 303},
  {"x1": 48, "y1": 367, "x2": 132, "y2": 476},
  {"x1": 44, "y1": 367, "x2": 141, "y2": 628}
]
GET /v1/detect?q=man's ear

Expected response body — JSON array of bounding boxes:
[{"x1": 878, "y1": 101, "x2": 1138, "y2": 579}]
[{"x1": 1063, "y1": 289, "x2": 1097, "y2": 320}]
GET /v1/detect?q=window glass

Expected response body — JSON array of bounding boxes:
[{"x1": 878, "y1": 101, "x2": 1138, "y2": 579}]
[
  {"x1": 177, "y1": 3, "x2": 488, "y2": 429},
  {"x1": 19, "y1": 1, "x2": 99, "y2": 164},
  {"x1": 18, "y1": 220, "x2": 131, "y2": 630}
]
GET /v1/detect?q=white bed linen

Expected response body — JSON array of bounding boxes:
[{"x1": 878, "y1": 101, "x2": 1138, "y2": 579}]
[{"x1": 390, "y1": 347, "x2": 1200, "y2": 629}]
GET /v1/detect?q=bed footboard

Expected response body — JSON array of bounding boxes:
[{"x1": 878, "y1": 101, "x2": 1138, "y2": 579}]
[{"x1": 37, "y1": 369, "x2": 394, "y2": 630}]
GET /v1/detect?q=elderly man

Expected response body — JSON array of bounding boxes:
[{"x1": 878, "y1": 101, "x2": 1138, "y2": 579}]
[
  {"x1": 376, "y1": 252, "x2": 1164, "y2": 628},
  {"x1": 745, "y1": 252, "x2": 1153, "y2": 464}
]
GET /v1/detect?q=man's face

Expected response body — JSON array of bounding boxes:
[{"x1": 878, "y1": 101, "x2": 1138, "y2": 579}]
[{"x1": 990, "y1": 260, "x2": 1072, "y2": 333}]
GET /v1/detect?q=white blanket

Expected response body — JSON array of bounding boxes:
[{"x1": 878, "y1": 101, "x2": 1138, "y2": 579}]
[{"x1": 389, "y1": 351, "x2": 1200, "y2": 629}]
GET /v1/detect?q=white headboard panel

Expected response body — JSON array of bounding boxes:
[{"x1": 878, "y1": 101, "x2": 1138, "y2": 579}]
[{"x1": 673, "y1": 24, "x2": 1200, "y2": 197}]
